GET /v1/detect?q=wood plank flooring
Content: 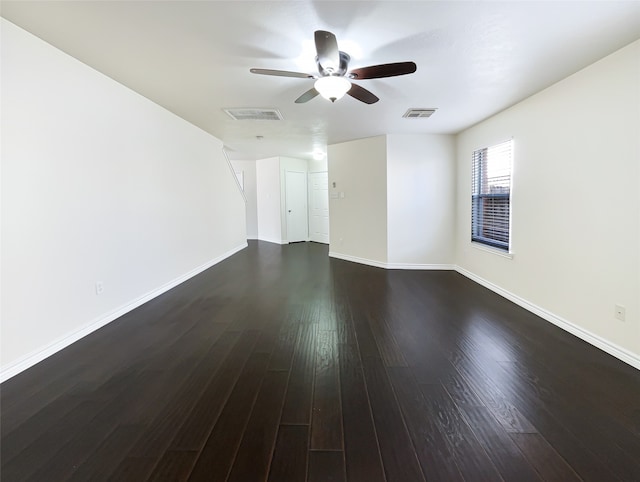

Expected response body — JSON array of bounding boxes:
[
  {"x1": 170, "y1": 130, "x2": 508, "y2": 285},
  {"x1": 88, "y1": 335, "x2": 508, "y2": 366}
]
[{"x1": 2, "y1": 240, "x2": 640, "y2": 481}]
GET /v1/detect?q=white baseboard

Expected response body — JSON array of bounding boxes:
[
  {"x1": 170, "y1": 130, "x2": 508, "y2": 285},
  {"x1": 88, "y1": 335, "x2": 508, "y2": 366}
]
[
  {"x1": 247, "y1": 235, "x2": 258, "y2": 240},
  {"x1": 329, "y1": 251, "x2": 454, "y2": 271},
  {"x1": 0, "y1": 242, "x2": 248, "y2": 383},
  {"x1": 386, "y1": 262, "x2": 455, "y2": 270},
  {"x1": 455, "y1": 266, "x2": 640, "y2": 370},
  {"x1": 257, "y1": 237, "x2": 288, "y2": 245},
  {"x1": 327, "y1": 252, "x2": 639, "y2": 370},
  {"x1": 6, "y1": 244, "x2": 635, "y2": 382},
  {"x1": 329, "y1": 251, "x2": 388, "y2": 269}
]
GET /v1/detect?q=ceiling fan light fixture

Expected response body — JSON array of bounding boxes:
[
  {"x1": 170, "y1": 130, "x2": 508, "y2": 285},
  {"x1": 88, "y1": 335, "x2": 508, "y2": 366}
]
[{"x1": 314, "y1": 76, "x2": 351, "y2": 102}]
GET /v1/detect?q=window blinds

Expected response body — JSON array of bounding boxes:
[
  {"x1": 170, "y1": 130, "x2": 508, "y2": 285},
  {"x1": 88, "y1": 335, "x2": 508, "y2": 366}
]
[{"x1": 471, "y1": 139, "x2": 513, "y2": 250}]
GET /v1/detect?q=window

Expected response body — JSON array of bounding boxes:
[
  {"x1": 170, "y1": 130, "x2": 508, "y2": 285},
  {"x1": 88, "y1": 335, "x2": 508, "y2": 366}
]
[{"x1": 471, "y1": 139, "x2": 513, "y2": 251}]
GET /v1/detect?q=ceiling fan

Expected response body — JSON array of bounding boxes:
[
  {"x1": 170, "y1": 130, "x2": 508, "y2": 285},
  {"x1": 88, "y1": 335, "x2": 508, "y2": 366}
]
[{"x1": 250, "y1": 30, "x2": 417, "y2": 104}]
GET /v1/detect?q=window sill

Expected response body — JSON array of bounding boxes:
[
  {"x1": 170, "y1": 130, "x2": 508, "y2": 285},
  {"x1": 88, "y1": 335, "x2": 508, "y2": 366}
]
[{"x1": 471, "y1": 242, "x2": 514, "y2": 259}]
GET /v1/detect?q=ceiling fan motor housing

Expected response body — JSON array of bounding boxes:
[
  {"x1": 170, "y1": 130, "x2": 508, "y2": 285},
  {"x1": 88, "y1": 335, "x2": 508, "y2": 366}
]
[{"x1": 316, "y1": 51, "x2": 351, "y2": 76}]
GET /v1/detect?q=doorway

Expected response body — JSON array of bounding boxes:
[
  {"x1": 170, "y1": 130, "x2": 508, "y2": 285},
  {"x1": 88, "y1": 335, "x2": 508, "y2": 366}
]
[
  {"x1": 308, "y1": 171, "x2": 329, "y2": 244},
  {"x1": 285, "y1": 170, "x2": 308, "y2": 242}
]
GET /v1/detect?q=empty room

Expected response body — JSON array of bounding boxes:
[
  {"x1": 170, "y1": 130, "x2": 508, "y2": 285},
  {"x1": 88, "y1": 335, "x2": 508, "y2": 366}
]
[{"x1": 2, "y1": 1, "x2": 639, "y2": 481}]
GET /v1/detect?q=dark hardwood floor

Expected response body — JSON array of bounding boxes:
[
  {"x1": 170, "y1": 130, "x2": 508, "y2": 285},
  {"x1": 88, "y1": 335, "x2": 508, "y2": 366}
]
[{"x1": 2, "y1": 240, "x2": 640, "y2": 481}]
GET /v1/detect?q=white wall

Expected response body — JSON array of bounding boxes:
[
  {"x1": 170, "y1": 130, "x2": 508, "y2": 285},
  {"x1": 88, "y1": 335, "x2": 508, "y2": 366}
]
[
  {"x1": 231, "y1": 160, "x2": 258, "y2": 238},
  {"x1": 328, "y1": 136, "x2": 388, "y2": 265},
  {"x1": 328, "y1": 134, "x2": 457, "y2": 268},
  {"x1": 308, "y1": 159, "x2": 328, "y2": 173},
  {"x1": 455, "y1": 40, "x2": 640, "y2": 364},
  {"x1": 256, "y1": 157, "x2": 283, "y2": 244},
  {"x1": 387, "y1": 134, "x2": 456, "y2": 267},
  {"x1": 1, "y1": 20, "x2": 247, "y2": 379}
]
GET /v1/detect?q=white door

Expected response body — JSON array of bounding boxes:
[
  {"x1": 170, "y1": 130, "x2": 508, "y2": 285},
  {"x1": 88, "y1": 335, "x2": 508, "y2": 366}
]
[
  {"x1": 308, "y1": 172, "x2": 329, "y2": 244},
  {"x1": 285, "y1": 170, "x2": 308, "y2": 242}
]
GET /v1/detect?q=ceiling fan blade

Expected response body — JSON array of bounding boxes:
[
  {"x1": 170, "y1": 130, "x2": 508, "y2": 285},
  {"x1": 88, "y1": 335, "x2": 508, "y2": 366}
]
[
  {"x1": 349, "y1": 62, "x2": 417, "y2": 79},
  {"x1": 314, "y1": 30, "x2": 340, "y2": 72},
  {"x1": 250, "y1": 68, "x2": 313, "y2": 79},
  {"x1": 295, "y1": 88, "x2": 320, "y2": 104},
  {"x1": 347, "y1": 83, "x2": 379, "y2": 104}
]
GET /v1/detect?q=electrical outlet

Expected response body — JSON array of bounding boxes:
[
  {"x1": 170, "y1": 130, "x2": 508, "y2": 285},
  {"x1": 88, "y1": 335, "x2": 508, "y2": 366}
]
[
  {"x1": 614, "y1": 304, "x2": 625, "y2": 322},
  {"x1": 95, "y1": 281, "x2": 104, "y2": 295}
]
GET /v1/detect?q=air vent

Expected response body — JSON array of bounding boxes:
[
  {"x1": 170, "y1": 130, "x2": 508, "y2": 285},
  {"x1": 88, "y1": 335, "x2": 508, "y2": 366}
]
[
  {"x1": 403, "y1": 108, "x2": 437, "y2": 119},
  {"x1": 224, "y1": 108, "x2": 283, "y2": 121}
]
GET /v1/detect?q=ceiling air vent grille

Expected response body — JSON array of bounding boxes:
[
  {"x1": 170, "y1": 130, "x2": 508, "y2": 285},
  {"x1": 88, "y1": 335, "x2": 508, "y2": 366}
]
[
  {"x1": 224, "y1": 108, "x2": 283, "y2": 121},
  {"x1": 403, "y1": 108, "x2": 437, "y2": 119}
]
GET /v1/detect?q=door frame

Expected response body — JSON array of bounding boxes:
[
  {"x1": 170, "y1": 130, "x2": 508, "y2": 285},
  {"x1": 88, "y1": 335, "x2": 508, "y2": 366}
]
[
  {"x1": 284, "y1": 169, "x2": 309, "y2": 243},
  {"x1": 307, "y1": 170, "x2": 330, "y2": 244}
]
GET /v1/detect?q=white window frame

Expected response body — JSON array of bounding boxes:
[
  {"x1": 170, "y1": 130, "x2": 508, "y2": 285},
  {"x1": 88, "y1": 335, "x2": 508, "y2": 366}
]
[{"x1": 471, "y1": 139, "x2": 513, "y2": 254}]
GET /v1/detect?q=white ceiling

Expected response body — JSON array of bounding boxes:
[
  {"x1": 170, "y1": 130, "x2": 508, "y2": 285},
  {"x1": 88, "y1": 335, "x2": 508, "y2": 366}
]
[{"x1": 3, "y1": 1, "x2": 640, "y2": 161}]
